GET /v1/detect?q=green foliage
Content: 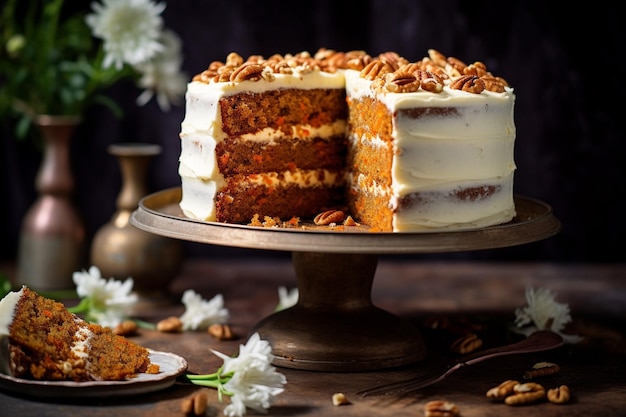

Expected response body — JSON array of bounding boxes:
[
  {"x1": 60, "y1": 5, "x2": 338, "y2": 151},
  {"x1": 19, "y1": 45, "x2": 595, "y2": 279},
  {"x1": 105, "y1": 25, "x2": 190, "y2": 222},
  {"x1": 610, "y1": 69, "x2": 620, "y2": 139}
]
[
  {"x1": 0, "y1": 0, "x2": 134, "y2": 139},
  {"x1": 0, "y1": 273, "x2": 11, "y2": 297}
]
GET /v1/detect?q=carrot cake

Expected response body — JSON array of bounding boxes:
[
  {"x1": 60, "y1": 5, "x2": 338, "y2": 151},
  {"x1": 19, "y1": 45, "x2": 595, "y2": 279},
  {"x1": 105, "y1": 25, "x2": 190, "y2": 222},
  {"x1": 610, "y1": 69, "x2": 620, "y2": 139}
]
[
  {"x1": 0, "y1": 286, "x2": 158, "y2": 381},
  {"x1": 178, "y1": 48, "x2": 516, "y2": 231}
]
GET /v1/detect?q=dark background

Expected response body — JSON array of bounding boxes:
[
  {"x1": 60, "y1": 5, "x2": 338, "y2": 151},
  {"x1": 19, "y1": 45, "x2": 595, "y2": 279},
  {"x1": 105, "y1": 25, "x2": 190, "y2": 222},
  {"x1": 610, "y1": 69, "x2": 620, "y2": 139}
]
[{"x1": 1, "y1": 0, "x2": 624, "y2": 263}]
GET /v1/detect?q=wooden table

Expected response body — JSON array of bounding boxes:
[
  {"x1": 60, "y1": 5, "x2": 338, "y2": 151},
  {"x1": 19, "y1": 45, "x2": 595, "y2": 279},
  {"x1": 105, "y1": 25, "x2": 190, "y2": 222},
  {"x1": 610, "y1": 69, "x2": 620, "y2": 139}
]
[{"x1": 1, "y1": 259, "x2": 625, "y2": 416}]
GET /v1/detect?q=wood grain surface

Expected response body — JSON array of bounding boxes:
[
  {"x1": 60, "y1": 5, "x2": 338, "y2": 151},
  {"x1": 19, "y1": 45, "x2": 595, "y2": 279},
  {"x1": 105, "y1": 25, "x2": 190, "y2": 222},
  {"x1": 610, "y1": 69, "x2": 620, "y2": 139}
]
[{"x1": 1, "y1": 259, "x2": 624, "y2": 416}]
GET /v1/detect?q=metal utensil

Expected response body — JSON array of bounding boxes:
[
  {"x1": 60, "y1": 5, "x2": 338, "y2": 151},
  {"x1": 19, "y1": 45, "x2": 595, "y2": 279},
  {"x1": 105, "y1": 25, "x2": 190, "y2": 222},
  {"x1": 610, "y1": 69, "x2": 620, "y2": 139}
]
[{"x1": 358, "y1": 330, "x2": 564, "y2": 397}]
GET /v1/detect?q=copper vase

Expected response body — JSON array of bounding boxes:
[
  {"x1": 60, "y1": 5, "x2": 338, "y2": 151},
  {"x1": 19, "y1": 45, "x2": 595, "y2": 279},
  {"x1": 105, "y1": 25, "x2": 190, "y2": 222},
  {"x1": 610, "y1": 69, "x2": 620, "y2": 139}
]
[
  {"x1": 90, "y1": 143, "x2": 182, "y2": 301},
  {"x1": 16, "y1": 115, "x2": 86, "y2": 291}
]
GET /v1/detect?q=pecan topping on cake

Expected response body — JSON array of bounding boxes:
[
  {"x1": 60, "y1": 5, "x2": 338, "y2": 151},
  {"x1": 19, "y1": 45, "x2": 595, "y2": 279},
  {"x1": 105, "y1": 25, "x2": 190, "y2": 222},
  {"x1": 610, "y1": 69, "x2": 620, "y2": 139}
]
[
  {"x1": 384, "y1": 71, "x2": 421, "y2": 93},
  {"x1": 230, "y1": 62, "x2": 264, "y2": 82},
  {"x1": 377, "y1": 51, "x2": 409, "y2": 71},
  {"x1": 360, "y1": 60, "x2": 395, "y2": 80},
  {"x1": 191, "y1": 48, "x2": 511, "y2": 94},
  {"x1": 450, "y1": 75, "x2": 486, "y2": 94}
]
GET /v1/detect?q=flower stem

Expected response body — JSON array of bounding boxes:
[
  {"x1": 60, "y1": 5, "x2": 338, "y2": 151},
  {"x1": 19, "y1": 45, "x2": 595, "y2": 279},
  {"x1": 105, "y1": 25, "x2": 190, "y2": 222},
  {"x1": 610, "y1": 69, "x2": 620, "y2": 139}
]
[{"x1": 67, "y1": 297, "x2": 91, "y2": 314}]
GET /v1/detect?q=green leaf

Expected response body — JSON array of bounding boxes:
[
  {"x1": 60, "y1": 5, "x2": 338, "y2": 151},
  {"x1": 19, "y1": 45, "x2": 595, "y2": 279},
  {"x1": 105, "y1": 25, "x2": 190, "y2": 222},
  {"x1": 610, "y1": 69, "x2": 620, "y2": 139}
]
[{"x1": 0, "y1": 273, "x2": 12, "y2": 297}]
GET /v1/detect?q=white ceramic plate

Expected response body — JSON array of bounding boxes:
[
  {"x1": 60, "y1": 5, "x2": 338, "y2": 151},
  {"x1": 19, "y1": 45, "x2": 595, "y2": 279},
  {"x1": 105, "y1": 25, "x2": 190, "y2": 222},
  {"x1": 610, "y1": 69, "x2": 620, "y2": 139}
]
[{"x1": 0, "y1": 349, "x2": 188, "y2": 399}]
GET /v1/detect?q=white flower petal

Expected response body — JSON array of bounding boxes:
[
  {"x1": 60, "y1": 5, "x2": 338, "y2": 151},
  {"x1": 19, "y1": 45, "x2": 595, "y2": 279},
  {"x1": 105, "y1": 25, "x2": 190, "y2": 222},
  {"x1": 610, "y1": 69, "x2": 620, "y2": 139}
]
[
  {"x1": 513, "y1": 287, "x2": 582, "y2": 343},
  {"x1": 210, "y1": 333, "x2": 286, "y2": 416},
  {"x1": 134, "y1": 29, "x2": 187, "y2": 110},
  {"x1": 179, "y1": 290, "x2": 229, "y2": 330},
  {"x1": 86, "y1": 0, "x2": 166, "y2": 69},
  {"x1": 71, "y1": 265, "x2": 136, "y2": 326},
  {"x1": 276, "y1": 286, "x2": 298, "y2": 311}
]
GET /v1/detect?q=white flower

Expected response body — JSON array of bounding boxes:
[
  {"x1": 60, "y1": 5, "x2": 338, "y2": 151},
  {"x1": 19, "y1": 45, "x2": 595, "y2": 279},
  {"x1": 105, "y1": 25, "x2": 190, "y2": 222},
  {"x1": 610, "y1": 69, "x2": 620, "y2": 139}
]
[
  {"x1": 179, "y1": 289, "x2": 229, "y2": 331},
  {"x1": 514, "y1": 287, "x2": 583, "y2": 343},
  {"x1": 275, "y1": 286, "x2": 298, "y2": 311},
  {"x1": 71, "y1": 265, "x2": 137, "y2": 327},
  {"x1": 135, "y1": 29, "x2": 187, "y2": 111},
  {"x1": 86, "y1": 0, "x2": 165, "y2": 69},
  {"x1": 212, "y1": 333, "x2": 286, "y2": 417}
]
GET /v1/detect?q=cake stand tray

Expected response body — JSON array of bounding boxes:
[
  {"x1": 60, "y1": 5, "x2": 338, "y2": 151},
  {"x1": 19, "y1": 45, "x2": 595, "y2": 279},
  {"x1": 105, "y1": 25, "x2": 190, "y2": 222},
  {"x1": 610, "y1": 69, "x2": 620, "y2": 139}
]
[{"x1": 131, "y1": 187, "x2": 560, "y2": 372}]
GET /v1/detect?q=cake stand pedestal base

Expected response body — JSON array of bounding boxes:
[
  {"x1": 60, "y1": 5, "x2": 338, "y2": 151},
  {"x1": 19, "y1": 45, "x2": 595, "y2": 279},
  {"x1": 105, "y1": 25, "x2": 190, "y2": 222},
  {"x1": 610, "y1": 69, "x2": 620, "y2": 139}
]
[
  {"x1": 131, "y1": 188, "x2": 561, "y2": 373},
  {"x1": 252, "y1": 252, "x2": 426, "y2": 371}
]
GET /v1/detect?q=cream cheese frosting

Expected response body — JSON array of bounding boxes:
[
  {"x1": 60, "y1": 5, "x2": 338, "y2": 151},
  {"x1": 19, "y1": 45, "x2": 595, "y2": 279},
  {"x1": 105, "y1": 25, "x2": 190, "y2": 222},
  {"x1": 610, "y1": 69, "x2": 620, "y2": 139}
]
[
  {"x1": 0, "y1": 287, "x2": 22, "y2": 336},
  {"x1": 343, "y1": 68, "x2": 516, "y2": 231}
]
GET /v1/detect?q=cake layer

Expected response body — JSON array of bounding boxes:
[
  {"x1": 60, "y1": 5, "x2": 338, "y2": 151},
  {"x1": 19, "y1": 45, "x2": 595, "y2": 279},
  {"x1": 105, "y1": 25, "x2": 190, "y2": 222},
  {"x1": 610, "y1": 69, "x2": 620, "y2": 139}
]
[
  {"x1": 219, "y1": 89, "x2": 347, "y2": 136},
  {"x1": 180, "y1": 169, "x2": 344, "y2": 222},
  {"x1": 215, "y1": 134, "x2": 347, "y2": 176}
]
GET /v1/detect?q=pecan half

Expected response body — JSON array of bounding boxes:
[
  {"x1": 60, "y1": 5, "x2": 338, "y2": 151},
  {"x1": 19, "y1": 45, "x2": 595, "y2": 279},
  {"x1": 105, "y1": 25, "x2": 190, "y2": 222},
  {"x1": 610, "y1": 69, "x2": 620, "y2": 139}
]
[
  {"x1": 486, "y1": 379, "x2": 519, "y2": 401},
  {"x1": 360, "y1": 60, "x2": 395, "y2": 80},
  {"x1": 208, "y1": 323, "x2": 236, "y2": 340},
  {"x1": 449, "y1": 75, "x2": 485, "y2": 94},
  {"x1": 523, "y1": 361, "x2": 560, "y2": 380},
  {"x1": 314, "y1": 210, "x2": 345, "y2": 225},
  {"x1": 384, "y1": 71, "x2": 420, "y2": 93},
  {"x1": 230, "y1": 63, "x2": 264, "y2": 82},
  {"x1": 547, "y1": 385, "x2": 570, "y2": 404},
  {"x1": 424, "y1": 400, "x2": 461, "y2": 417},
  {"x1": 427, "y1": 49, "x2": 448, "y2": 67},
  {"x1": 156, "y1": 316, "x2": 183, "y2": 333},
  {"x1": 504, "y1": 382, "x2": 546, "y2": 405},
  {"x1": 181, "y1": 390, "x2": 209, "y2": 416},
  {"x1": 450, "y1": 333, "x2": 482, "y2": 354},
  {"x1": 113, "y1": 320, "x2": 138, "y2": 336}
]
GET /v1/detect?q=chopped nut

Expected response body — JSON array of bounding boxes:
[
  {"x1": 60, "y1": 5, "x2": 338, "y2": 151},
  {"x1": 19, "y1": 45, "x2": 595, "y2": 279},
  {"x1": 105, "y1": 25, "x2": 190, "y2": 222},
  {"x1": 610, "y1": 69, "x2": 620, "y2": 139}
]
[
  {"x1": 486, "y1": 379, "x2": 519, "y2": 401},
  {"x1": 113, "y1": 320, "x2": 138, "y2": 336},
  {"x1": 424, "y1": 400, "x2": 460, "y2": 417},
  {"x1": 450, "y1": 333, "x2": 483, "y2": 354},
  {"x1": 332, "y1": 392, "x2": 350, "y2": 406},
  {"x1": 181, "y1": 389, "x2": 209, "y2": 416},
  {"x1": 314, "y1": 210, "x2": 345, "y2": 225},
  {"x1": 523, "y1": 361, "x2": 560, "y2": 380},
  {"x1": 343, "y1": 215, "x2": 357, "y2": 226},
  {"x1": 504, "y1": 382, "x2": 546, "y2": 405},
  {"x1": 547, "y1": 385, "x2": 570, "y2": 404},
  {"x1": 208, "y1": 323, "x2": 236, "y2": 340},
  {"x1": 156, "y1": 316, "x2": 183, "y2": 333}
]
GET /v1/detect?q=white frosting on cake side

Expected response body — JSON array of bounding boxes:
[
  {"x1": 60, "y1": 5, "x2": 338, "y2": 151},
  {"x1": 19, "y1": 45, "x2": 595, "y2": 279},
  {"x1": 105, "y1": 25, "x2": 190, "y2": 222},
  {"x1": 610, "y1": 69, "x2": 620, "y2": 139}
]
[
  {"x1": 344, "y1": 69, "x2": 516, "y2": 231},
  {"x1": 0, "y1": 287, "x2": 23, "y2": 336}
]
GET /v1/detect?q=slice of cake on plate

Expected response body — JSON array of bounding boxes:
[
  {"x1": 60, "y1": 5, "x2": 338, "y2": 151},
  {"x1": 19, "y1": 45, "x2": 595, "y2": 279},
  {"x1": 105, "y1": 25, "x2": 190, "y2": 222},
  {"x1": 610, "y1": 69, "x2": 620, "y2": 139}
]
[{"x1": 0, "y1": 286, "x2": 159, "y2": 381}]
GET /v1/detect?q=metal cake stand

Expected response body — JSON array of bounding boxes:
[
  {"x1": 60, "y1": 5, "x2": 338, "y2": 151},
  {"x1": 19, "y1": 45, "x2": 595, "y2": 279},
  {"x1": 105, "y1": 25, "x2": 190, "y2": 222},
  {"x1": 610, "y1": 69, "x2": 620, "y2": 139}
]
[{"x1": 131, "y1": 187, "x2": 560, "y2": 372}]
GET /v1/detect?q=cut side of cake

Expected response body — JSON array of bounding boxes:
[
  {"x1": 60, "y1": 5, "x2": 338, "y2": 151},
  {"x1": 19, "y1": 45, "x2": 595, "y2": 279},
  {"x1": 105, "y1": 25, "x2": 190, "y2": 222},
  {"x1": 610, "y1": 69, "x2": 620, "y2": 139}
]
[
  {"x1": 0, "y1": 286, "x2": 158, "y2": 382},
  {"x1": 178, "y1": 48, "x2": 517, "y2": 232},
  {"x1": 179, "y1": 52, "x2": 349, "y2": 223}
]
